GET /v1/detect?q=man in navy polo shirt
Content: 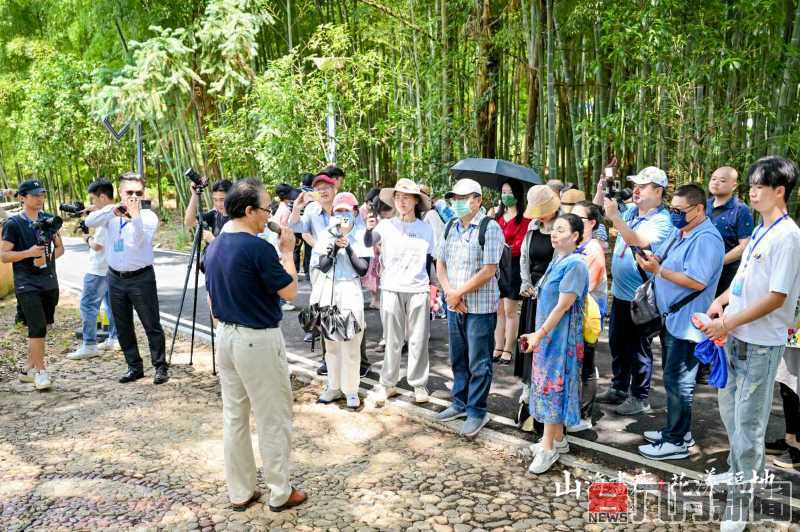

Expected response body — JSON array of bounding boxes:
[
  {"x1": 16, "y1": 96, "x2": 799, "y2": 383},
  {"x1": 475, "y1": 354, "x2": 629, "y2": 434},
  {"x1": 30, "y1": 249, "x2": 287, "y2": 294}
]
[
  {"x1": 204, "y1": 178, "x2": 307, "y2": 513},
  {"x1": 706, "y1": 166, "x2": 754, "y2": 296}
]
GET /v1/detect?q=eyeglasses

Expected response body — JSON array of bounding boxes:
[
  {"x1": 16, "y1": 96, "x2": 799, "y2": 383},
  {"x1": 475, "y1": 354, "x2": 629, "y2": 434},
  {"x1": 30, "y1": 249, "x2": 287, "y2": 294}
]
[
  {"x1": 255, "y1": 206, "x2": 270, "y2": 213},
  {"x1": 668, "y1": 205, "x2": 699, "y2": 215},
  {"x1": 123, "y1": 190, "x2": 144, "y2": 197}
]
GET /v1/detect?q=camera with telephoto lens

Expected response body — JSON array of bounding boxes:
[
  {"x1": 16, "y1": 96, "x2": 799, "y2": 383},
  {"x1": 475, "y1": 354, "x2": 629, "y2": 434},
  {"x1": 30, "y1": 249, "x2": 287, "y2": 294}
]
[
  {"x1": 184, "y1": 167, "x2": 207, "y2": 189},
  {"x1": 32, "y1": 215, "x2": 63, "y2": 245},
  {"x1": 59, "y1": 201, "x2": 85, "y2": 216}
]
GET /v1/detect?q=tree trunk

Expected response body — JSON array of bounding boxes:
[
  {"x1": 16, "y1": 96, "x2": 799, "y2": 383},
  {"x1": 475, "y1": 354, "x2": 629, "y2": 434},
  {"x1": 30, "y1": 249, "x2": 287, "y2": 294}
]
[
  {"x1": 476, "y1": 0, "x2": 499, "y2": 159},
  {"x1": 545, "y1": 0, "x2": 556, "y2": 179}
]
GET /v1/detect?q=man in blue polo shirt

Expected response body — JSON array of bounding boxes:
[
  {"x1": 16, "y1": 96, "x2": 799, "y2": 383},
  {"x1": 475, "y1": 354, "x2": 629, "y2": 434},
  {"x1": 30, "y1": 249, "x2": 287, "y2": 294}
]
[
  {"x1": 634, "y1": 184, "x2": 724, "y2": 460},
  {"x1": 596, "y1": 167, "x2": 675, "y2": 416},
  {"x1": 706, "y1": 166, "x2": 754, "y2": 296}
]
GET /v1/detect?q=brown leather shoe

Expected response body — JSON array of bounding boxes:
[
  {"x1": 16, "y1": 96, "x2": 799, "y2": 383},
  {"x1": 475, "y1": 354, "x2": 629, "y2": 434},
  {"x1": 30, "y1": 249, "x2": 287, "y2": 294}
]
[
  {"x1": 230, "y1": 489, "x2": 261, "y2": 512},
  {"x1": 269, "y1": 488, "x2": 307, "y2": 512}
]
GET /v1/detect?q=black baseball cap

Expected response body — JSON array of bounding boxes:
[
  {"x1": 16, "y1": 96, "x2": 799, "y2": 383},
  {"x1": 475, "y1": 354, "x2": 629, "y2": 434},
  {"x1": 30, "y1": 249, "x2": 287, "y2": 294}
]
[
  {"x1": 275, "y1": 183, "x2": 300, "y2": 201},
  {"x1": 17, "y1": 179, "x2": 47, "y2": 196}
]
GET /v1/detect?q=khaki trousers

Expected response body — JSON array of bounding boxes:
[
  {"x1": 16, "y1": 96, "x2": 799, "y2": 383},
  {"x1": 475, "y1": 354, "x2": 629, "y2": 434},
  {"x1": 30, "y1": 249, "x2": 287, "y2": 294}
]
[{"x1": 217, "y1": 323, "x2": 293, "y2": 507}]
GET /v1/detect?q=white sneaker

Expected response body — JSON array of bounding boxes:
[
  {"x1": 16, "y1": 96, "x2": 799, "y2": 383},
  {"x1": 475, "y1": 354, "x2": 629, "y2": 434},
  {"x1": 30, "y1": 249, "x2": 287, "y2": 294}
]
[
  {"x1": 529, "y1": 436, "x2": 570, "y2": 457},
  {"x1": 567, "y1": 418, "x2": 593, "y2": 433},
  {"x1": 19, "y1": 368, "x2": 37, "y2": 383},
  {"x1": 643, "y1": 430, "x2": 696, "y2": 447},
  {"x1": 719, "y1": 520, "x2": 747, "y2": 532},
  {"x1": 281, "y1": 303, "x2": 296, "y2": 311},
  {"x1": 413, "y1": 387, "x2": 430, "y2": 404},
  {"x1": 369, "y1": 386, "x2": 398, "y2": 406},
  {"x1": 528, "y1": 448, "x2": 560, "y2": 474},
  {"x1": 317, "y1": 387, "x2": 343, "y2": 404},
  {"x1": 67, "y1": 344, "x2": 99, "y2": 360},
  {"x1": 638, "y1": 440, "x2": 689, "y2": 460},
  {"x1": 98, "y1": 338, "x2": 120, "y2": 351},
  {"x1": 345, "y1": 393, "x2": 360, "y2": 410},
  {"x1": 34, "y1": 370, "x2": 52, "y2": 390}
]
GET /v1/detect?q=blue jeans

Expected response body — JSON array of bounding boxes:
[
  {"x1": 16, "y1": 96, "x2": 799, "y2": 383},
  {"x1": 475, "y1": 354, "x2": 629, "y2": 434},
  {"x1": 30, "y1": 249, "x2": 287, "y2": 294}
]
[
  {"x1": 660, "y1": 330, "x2": 698, "y2": 445},
  {"x1": 447, "y1": 311, "x2": 496, "y2": 419},
  {"x1": 80, "y1": 273, "x2": 117, "y2": 346},
  {"x1": 718, "y1": 338, "x2": 784, "y2": 478}
]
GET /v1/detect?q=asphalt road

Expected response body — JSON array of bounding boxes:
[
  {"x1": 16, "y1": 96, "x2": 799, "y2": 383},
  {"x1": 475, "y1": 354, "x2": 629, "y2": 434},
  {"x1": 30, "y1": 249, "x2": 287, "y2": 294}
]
[{"x1": 57, "y1": 236, "x2": 798, "y2": 493}]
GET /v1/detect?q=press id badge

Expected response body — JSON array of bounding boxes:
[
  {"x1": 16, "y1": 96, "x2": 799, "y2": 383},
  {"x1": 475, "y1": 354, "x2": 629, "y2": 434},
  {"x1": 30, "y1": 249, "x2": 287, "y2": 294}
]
[
  {"x1": 731, "y1": 274, "x2": 743, "y2": 296},
  {"x1": 113, "y1": 239, "x2": 124, "y2": 253}
]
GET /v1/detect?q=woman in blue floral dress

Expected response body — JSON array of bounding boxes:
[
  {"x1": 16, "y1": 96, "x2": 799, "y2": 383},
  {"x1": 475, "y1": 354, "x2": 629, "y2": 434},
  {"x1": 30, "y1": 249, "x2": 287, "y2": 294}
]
[{"x1": 519, "y1": 213, "x2": 589, "y2": 474}]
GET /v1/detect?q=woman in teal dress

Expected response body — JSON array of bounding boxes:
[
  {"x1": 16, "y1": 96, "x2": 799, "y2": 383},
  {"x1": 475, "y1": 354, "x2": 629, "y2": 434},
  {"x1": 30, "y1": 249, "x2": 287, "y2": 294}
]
[{"x1": 519, "y1": 213, "x2": 589, "y2": 474}]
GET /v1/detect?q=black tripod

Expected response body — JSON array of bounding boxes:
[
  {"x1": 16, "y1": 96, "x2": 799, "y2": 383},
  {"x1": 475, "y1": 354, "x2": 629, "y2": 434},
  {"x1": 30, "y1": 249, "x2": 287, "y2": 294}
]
[{"x1": 168, "y1": 186, "x2": 216, "y2": 375}]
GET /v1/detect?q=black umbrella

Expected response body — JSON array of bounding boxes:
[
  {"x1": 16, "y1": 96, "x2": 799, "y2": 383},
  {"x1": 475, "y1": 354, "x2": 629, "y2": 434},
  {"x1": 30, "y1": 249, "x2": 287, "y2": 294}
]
[{"x1": 450, "y1": 158, "x2": 543, "y2": 189}]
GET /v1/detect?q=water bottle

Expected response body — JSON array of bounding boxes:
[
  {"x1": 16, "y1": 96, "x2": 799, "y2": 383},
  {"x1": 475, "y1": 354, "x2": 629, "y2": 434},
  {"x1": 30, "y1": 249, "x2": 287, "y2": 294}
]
[{"x1": 434, "y1": 199, "x2": 454, "y2": 223}]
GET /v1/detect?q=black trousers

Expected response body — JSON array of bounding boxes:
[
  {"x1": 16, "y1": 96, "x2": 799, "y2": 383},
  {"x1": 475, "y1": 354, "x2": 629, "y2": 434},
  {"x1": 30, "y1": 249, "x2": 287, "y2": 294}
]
[
  {"x1": 780, "y1": 383, "x2": 800, "y2": 438},
  {"x1": 581, "y1": 342, "x2": 597, "y2": 420},
  {"x1": 608, "y1": 297, "x2": 654, "y2": 400},
  {"x1": 108, "y1": 266, "x2": 166, "y2": 372}
]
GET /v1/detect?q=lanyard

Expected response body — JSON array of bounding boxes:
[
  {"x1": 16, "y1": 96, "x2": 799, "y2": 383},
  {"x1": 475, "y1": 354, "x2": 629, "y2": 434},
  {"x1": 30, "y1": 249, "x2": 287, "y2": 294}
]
[
  {"x1": 576, "y1": 241, "x2": 590, "y2": 255},
  {"x1": 119, "y1": 218, "x2": 130, "y2": 232},
  {"x1": 743, "y1": 213, "x2": 788, "y2": 266},
  {"x1": 455, "y1": 220, "x2": 477, "y2": 240}
]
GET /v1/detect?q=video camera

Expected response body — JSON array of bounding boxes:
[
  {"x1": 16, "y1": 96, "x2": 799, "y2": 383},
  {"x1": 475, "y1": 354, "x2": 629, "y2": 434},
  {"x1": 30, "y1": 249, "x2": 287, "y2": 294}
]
[
  {"x1": 32, "y1": 215, "x2": 63, "y2": 246},
  {"x1": 59, "y1": 201, "x2": 85, "y2": 216},
  {"x1": 185, "y1": 167, "x2": 207, "y2": 190}
]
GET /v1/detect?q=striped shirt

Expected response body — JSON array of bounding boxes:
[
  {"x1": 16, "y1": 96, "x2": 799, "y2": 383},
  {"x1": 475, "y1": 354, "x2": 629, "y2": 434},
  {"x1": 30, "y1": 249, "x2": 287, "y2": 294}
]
[{"x1": 436, "y1": 212, "x2": 505, "y2": 314}]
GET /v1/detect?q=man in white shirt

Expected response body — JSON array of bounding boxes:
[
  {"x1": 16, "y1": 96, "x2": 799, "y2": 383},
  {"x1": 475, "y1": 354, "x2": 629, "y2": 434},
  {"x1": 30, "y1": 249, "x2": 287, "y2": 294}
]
[
  {"x1": 68, "y1": 179, "x2": 119, "y2": 360},
  {"x1": 85, "y1": 172, "x2": 168, "y2": 385},
  {"x1": 701, "y1": 156, "x2": 800, "y2": 532}
]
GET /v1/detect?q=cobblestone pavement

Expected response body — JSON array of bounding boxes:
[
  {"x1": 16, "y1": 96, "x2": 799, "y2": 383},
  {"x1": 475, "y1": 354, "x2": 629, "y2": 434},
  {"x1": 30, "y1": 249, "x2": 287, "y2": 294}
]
[{"x1": 0, "y1": 295, "x2": 790, "y2": 531}]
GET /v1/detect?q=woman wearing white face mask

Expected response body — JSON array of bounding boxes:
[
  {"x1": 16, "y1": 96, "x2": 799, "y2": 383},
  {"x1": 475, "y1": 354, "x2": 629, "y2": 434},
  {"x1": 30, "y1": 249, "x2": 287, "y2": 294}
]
[{"x1": 312, "y1": 192, "x2": 369, "y2": 410}]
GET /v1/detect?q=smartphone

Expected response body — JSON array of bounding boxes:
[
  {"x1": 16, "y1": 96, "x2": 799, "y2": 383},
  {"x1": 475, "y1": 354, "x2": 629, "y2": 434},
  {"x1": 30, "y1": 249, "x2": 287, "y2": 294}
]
[
  {"x1": 267, "y1": 221, "x2": 282, "y2": 234},
  {"x1": 306, "y1": 191, "x2": 321, "y2": 202},
  {"x1": 604, "y1": 167, "x2": 614, "y2": 178},
  {"x1": 630, "y1": 246, "x2": 648, "y2": 259}
]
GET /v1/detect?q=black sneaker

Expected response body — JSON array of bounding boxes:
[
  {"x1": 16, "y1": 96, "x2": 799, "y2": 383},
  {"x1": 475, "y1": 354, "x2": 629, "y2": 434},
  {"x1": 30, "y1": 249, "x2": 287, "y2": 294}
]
[
  {"x1": 316, "y1": 361, "x2": 328, "y2": 376},
  {"x1": 766, "y1": 438, "x2": 789, "y2": 455},
  {"x1": 360, "y1": 364, "x2": 370, "y2": 378},
  {"x1": 773, "y1": 446, "x2": 800, "y2": 470}
]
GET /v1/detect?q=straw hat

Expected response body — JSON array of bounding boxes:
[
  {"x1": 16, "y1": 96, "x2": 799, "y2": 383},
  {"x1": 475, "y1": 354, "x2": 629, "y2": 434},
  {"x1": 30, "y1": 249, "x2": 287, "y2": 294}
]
[
  {"x1": 379, "y1": 178, "x2": 432, "y2": 211},
  {"x1": 559, "y1": 188, "x2": 585, "y2": 213},
  {"x1": 523, "y1": 185, "x2": 561, "y2": 219}
]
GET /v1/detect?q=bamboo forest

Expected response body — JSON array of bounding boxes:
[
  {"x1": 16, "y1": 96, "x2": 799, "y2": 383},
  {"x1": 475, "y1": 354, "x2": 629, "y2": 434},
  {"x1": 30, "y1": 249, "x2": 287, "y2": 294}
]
[{"x1": 1, "y1": 0, "x2": 799, "y2": 213}]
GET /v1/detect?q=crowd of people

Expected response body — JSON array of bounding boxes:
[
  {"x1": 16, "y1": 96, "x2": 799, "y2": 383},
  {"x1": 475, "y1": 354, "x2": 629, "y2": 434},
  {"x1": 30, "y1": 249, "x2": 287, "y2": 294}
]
[{"x1": 1, "y1": 155, "x2": 799, "y2": 530}]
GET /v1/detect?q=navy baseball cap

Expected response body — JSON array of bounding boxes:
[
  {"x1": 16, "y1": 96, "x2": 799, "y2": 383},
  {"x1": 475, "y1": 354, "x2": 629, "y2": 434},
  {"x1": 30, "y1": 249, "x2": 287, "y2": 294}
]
[{"x1": 17, "y1": 179, "x2": 47, "y2": 196}]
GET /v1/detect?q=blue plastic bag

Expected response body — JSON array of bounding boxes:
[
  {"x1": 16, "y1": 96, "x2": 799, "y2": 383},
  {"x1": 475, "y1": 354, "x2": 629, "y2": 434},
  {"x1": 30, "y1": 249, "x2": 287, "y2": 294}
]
[{"x1": 693, "y1": 339, "x2": 728, "y2": 388}]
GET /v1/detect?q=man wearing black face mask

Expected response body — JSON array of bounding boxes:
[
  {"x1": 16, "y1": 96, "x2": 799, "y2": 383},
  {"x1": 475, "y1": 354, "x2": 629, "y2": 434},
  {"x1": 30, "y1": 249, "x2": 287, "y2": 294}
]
[{"x1": 633, "y1": 184, "x2": 724, "y2": 461}]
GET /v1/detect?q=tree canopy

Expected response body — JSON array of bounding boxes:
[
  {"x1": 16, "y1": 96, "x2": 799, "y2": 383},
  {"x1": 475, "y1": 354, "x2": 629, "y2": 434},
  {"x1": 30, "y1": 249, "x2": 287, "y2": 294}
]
[{"x1": 1, "y1": 0, "x2": 799, "y2": 212}]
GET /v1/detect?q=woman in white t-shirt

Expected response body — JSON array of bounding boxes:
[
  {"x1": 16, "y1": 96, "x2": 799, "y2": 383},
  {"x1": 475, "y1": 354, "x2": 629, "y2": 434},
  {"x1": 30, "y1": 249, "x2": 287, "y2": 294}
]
[{"x1": 364, "y1": 178, "x2": 435, "y2": 405}]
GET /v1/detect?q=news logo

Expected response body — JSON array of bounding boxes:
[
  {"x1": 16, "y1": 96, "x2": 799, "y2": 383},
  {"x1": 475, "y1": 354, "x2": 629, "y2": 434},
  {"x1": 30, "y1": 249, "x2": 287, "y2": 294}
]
[{"x1": 588, "y1": 482, "x2": 629, "y2": 523}]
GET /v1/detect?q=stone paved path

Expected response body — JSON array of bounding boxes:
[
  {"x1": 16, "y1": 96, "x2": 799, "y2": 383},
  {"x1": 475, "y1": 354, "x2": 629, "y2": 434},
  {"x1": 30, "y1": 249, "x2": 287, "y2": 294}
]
[{"x1": 0, "y1": 295, "x2": 789, "y2": 531}]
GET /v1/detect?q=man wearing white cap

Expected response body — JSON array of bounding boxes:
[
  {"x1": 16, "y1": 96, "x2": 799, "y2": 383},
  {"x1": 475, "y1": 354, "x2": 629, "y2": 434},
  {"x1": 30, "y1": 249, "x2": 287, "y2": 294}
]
[
  {"x1": 434, "y1": 178, "x2": 505, "y2": 438},
  {"x1": 595, "y1": 167, "x2": 675, "y2": 416}
]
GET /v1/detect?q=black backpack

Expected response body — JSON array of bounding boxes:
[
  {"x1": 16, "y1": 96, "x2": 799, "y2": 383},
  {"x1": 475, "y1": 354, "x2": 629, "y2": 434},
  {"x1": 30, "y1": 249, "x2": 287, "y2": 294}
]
[{"x1": 443, "y1": 216, "x2": 513, "y2": 289}]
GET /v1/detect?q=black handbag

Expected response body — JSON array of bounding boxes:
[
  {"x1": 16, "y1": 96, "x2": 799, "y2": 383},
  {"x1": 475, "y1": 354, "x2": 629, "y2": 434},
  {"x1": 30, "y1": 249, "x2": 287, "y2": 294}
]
[{"x1": 316, "y1": 252, "x2": 362, "y2": 342}]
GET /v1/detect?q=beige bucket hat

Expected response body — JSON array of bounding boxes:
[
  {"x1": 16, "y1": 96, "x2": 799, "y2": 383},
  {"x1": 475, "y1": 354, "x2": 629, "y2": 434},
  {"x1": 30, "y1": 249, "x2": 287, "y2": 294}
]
[
  {"x1": 523, "y1": 185, "x2": 561, "y2": 219},
  {"x1": 379, "y1": 178, "x2": 432, "y2": 211}
]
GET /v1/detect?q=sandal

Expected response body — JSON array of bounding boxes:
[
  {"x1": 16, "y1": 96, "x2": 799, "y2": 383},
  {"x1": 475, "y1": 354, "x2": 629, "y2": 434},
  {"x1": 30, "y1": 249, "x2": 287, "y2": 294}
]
[
  {"x1": 497, "y1": 350, "x2": 513, "y2": 365},
  {"x1": 492, "y1": 349, "x2": 504, "y2": 363}
]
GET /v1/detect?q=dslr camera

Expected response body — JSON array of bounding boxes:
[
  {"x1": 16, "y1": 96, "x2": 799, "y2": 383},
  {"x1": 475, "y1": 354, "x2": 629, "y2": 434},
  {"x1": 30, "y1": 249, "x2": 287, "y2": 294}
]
[
  {"x1": 185, "y1": 167, "x2": 207, "y2": 189},
  {"x1": 32, "y1": 215, "x2": 63, "y2": 246}
]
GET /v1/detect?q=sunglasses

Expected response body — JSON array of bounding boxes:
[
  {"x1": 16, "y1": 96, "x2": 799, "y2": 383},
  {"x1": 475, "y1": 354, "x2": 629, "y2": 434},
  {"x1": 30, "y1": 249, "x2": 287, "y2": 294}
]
[
  {"x1": 668, "y1": 205, "x2": 699, "y2": 215},
  {"x1": 123, "y1": 190, "x2": 144, "y2": 197}
]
